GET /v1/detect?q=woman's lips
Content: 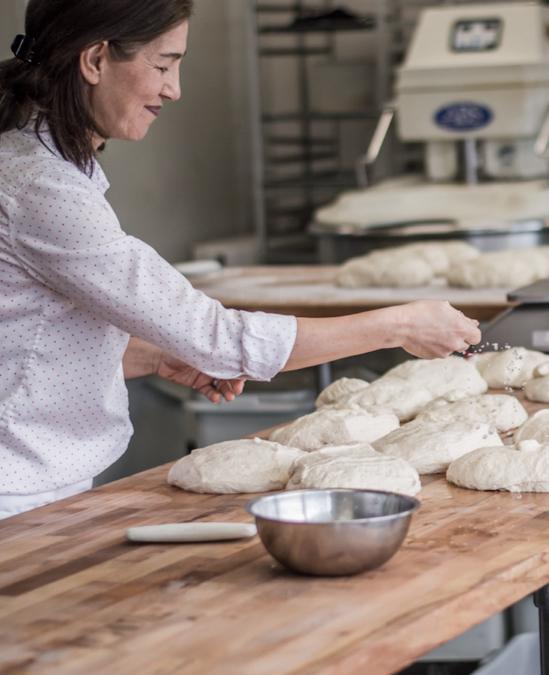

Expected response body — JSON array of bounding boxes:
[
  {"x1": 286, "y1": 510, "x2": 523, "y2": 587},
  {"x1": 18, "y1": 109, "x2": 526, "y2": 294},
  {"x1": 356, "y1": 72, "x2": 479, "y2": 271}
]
[{"x1": 146, "y1": 106, "x2": 162, "y2": 117}]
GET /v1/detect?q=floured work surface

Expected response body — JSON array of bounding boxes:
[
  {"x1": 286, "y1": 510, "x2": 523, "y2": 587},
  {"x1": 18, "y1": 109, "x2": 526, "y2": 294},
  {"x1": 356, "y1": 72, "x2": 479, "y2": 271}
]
[
  {"x1": 1, "y1": 395, "x2": 549, "y2": 675},
  {"x1": 192, "y1": 265, "x2": 513, "y2": 320}
]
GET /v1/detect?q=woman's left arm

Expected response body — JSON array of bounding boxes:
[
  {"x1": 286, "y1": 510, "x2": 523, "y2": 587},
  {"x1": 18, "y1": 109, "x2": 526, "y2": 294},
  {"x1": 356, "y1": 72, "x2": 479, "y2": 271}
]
[{"x1": 123, "y1": 337, "x2": 245, "y2": 403}]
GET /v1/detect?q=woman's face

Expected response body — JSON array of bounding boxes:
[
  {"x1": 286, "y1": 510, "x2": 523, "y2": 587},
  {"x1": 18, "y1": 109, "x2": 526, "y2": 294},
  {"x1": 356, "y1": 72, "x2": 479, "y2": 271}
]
[{"x1": 85, "y1": 21, "x2": 188, "y2": 146}]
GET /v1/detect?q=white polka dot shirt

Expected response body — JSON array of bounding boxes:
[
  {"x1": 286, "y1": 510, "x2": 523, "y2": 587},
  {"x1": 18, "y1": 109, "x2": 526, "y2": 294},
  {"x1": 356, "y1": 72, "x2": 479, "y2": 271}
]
[{"x1": 0, "y1": 128, "x2": 297, "y2": 494}]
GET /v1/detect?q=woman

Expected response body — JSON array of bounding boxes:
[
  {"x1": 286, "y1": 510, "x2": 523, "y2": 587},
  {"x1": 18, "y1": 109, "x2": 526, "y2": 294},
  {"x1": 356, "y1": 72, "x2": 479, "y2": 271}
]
[{"x1": 0, "y1": 0, "x2": 480, "y2": 517}]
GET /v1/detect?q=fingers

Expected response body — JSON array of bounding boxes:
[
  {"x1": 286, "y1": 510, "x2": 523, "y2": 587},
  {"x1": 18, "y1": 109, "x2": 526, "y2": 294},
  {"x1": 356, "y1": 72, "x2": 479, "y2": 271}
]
[{"x1": 197, "y1": 378, "x2": 246, "y2": 403}]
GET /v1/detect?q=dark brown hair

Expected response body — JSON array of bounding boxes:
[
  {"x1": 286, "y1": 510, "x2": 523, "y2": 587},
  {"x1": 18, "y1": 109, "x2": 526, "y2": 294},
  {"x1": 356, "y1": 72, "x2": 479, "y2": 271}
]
[{"x1": 0, "y1": 0, "x2": 194, "y2": 174}]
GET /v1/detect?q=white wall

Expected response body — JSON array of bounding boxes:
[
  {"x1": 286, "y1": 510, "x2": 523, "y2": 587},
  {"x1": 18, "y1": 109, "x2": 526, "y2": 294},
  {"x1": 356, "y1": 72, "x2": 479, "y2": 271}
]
[{"x1": 0, "y1": 0, "x2": 254, "y2": 262}]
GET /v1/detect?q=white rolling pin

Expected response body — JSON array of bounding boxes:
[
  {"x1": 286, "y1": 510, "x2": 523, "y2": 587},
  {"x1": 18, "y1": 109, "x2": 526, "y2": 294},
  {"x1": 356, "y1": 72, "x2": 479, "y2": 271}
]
[{"x1": 126, "y1": 522, "x2": 257, "y2": 543}]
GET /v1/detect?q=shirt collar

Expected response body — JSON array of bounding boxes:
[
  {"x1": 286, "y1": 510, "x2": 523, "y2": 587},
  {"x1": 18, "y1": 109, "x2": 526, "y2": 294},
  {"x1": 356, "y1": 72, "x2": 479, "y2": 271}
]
[{"x1": 21, "y1": 124, "x2": 110, "y2": 194}]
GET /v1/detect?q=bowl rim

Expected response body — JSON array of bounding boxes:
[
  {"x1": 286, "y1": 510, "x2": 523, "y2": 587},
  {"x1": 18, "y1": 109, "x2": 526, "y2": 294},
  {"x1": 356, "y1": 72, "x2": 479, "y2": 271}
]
[{"x1": 246, "y1": 488, "x2": 420, "y2": 525}]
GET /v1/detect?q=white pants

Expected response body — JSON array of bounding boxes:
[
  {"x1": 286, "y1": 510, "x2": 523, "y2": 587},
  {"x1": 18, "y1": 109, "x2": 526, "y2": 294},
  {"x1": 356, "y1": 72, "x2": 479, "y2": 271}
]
[{"x1": 0, "y1": 479, "x2": 93, "y2": 520}]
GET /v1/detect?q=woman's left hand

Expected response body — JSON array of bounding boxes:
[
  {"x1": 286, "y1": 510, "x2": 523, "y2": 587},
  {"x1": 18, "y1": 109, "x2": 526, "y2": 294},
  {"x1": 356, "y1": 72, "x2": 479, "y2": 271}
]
[
  {"x1": 157, "y1": 352, "x2": 246, "y2": 404},
  {"x1": 123, "y1": 337, "x2": 245, "y2": 403}
]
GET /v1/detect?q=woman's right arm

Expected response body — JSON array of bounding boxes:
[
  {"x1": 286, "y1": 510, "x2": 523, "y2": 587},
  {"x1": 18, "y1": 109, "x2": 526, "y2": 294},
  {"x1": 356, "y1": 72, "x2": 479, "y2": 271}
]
[{"x1": 284, "y1": 301, "x2": 480, "y2": 371}]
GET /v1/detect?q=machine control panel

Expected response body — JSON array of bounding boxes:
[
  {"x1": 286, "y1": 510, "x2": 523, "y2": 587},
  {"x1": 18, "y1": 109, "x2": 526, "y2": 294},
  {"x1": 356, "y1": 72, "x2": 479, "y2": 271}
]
[{"x1": 451, "y1": 18, "x2": 502, "y2": 52}]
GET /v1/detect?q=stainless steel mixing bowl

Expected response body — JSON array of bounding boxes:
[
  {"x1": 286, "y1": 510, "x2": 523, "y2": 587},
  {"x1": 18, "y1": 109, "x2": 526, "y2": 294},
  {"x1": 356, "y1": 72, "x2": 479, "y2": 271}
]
[{"x1": 246, "y1": 489, "x2": 420, "y2": 576}]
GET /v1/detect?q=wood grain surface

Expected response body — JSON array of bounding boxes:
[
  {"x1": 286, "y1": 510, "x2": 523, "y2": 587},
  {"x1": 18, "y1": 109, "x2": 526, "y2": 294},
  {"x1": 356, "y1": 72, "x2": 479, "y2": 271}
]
[
  {"x1": 190, "y1": 266, "x2": 513, "y2": 320},
  {"x1": 1, "y1": 395, "x2": 548, "y2": 675}
]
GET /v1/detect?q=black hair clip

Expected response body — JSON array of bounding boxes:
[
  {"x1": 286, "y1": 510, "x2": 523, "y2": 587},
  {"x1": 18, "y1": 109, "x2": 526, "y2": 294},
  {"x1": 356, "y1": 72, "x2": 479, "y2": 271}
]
[{"x1": 11, "y1": 34, "x2": 38, "y2": 65}]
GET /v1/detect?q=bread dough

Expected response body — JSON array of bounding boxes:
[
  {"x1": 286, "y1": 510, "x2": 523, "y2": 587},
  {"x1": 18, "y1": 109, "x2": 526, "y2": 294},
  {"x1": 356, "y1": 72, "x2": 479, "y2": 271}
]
[
  {"x1": 315, "y1": 377, "x2": 368, "y2": 408},
  {"x1": 447, "y1": 247, "x2": 549, "y2": 289},
  {"x1": 446, "y1": 441, "x2": 549, "y2": 492},
  {"x1": 373, "y1": 420, "x2": 502, "y2": 474},
  {"x1": 339, "y1": 378, "x2": 434, "y2": 422},
  {"x1": 336, "y1": 241, "x2": 478, "y2": 289},
  {"x1": 269, "y1": 407, "x2": 399, "y2": 451},
  {"x1": 315, "y1": 177, "x2": 549, "y2": 231},
  {"x1": 286, "y1": 443, "x2": 421, "y2": 496},
  {"x1": 525, "y1": 375, "x2": 549, "y2": 403},
  {"x1": 336, "y1": 249, "x2": 434, "y2": 288},
  {"x1": 167, "y1": 438, "x2": 305, "y2": 494},
  {"x1": 336, "y1": 356, "x2": 487, "y2": 421},
  {"x1": 416, "y1": 394, "x2": 528, "y2": 433},
  {"x1": 385, "y1": 356, "x2": 488, "y2": 400},
  {"x1": 317, "y1": 357, "x2": 487, "y2": 422},
  {"x1": 471, "y1": 347, "x2": 549, "y2": 389},
  {"x1": 514, "y1": 409, "x2": 549, "y2": 444}
]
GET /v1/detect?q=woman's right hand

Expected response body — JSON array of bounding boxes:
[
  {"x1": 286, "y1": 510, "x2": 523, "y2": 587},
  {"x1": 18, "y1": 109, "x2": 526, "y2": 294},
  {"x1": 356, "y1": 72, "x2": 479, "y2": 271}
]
[{"x1": 398, "y1": 300, "x2": 481, "y2": 359}]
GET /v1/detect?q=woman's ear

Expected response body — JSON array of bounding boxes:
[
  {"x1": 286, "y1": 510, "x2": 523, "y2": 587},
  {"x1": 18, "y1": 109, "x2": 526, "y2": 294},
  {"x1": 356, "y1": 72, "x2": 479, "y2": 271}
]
[{"x1": 80, "y1": 41, "x2": 109, "y2": 85}]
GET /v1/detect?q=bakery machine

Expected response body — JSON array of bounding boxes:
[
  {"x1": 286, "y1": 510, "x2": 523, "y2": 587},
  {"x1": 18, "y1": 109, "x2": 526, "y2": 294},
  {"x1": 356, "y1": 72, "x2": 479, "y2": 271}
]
[{"x1": 311, "y1": 2, "x2": 549, "y2": 262}]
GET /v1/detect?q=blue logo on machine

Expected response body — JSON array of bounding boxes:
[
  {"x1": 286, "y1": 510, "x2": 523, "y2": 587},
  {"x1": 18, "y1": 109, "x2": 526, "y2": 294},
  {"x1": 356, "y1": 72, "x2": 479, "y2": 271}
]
[{"x1": 434, "y1": 102, "x2": 493, "y2": 131}]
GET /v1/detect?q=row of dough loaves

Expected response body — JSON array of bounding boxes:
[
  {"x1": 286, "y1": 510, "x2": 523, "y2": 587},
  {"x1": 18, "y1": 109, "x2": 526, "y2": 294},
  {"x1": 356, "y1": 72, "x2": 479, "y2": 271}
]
[
  {"x1": 168, "y1": 353, "x2": 549, "y2": 495},
  {"x1": 336, "y1": 242, "x2": 549, "y2": 290}
]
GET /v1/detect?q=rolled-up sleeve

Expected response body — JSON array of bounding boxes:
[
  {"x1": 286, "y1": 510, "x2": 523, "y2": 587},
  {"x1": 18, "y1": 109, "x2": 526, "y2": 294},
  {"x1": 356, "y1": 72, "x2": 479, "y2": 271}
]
[{"x1": 8, "y1": 161, "x2": 297, "y2": 381}]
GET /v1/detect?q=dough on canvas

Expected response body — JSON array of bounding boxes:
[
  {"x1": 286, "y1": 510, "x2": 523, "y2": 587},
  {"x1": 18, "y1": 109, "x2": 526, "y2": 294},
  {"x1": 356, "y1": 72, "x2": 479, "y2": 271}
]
[
  {"x1": 471, "y1": 347, "x2": 549, "y2": 389},
  {"x1": 167, "y1": 438, "x2": 305, "y2": 494},
  {"x1": 416, "y1": 394, "x2": 527, "y2": 433},
  {"x1": 269, "y1": 407, "x2": 399, "y2": 451},
  {"x1": 286, "y1": 443, "x2": 421, "y2": 496},
  {"x1": 373, "y1": 420, "x2": 501, "y2": 474},
  {"x1": 446, "y1": 441, "x2": 549, "y2": 492}
]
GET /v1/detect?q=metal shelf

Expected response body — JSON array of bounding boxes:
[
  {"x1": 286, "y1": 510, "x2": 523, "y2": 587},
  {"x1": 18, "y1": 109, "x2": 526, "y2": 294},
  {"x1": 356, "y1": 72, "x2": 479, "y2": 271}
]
[
  {"x1": 259, "y1": 46, "x2": 331, "y2": 56},
  {"x1": 266, "y1": 135, "x2": 337, "y2": 147},
  {"x1": 264, "y1": 170, "x2": 356, "y2": 189},
  {"x1": 267, "y1": 151, "x2": 338, "y2": 164}
]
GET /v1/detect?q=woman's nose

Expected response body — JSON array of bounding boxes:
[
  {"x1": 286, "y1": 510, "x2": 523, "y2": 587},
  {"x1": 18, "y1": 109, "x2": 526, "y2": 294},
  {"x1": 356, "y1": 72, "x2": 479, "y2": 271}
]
[{"x1": 162, "y1": 72, "x2": 181, "y2": 102}]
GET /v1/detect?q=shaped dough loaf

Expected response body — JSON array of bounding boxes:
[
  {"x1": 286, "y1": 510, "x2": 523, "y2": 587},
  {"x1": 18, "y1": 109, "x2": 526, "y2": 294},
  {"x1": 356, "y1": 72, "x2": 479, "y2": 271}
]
[
  {"x1": 336, "y1": 241, "x2": 478, "y2": 288},
  {"x1": 514, "y1": 409, "x2": 549, "y2": 445},
  {"x1": 373, "y1": 420, "x2": 501, "y2": 474},
  {"x1": 320, "y1": 357, "x2": 487, "y2": 421},
  {"x1": 447, "y1": 247, "x2": 549, "y2": 289},
  {"x1": 315, "y1": 377, "x2": 368, "y2": 408},
  {"x1": 471, "y1": 347, "x2": 549, "y2": 389},
  {"x1": 286, "y1": 443, "x2": 421, "y2": 496},
  {"x1": 447, "y1": 441, "x2": 549, "y2": 492},
  {"x1": 269, "y1": 407, "x2": 399, "y2": 452},
  {"x1": 416, "y1": 394, "x2": 528, "y2": 433},
  {"x1": 167, "y1": 438, "x2": 305, "y2": 494}
]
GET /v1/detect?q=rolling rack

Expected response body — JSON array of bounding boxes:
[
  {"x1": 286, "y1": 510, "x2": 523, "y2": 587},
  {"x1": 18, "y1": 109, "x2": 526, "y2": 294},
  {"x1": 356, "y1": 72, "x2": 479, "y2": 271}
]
[{"x1": 247, "y1": 1, "x2": 385, "y2": 263}]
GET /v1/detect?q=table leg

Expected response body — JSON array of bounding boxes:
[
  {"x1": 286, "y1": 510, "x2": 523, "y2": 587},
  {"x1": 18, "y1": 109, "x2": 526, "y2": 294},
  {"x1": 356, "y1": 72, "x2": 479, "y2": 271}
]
[
  {"x1": 534, "y1": 585, "x2": 549, "y2": 674},
  {"x1": 316, "y1": 363, "x2": 332, "y2": 393}
]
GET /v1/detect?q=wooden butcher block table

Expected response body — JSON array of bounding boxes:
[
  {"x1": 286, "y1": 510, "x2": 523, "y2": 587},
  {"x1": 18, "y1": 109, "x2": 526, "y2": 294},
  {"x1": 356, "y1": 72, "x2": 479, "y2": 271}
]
[
  {"x1": 2, "y1": 396, "x2": 549, "y2": 675},
  {"x1": 191, "y1": 266, "x2": 514, "y2": 321}
]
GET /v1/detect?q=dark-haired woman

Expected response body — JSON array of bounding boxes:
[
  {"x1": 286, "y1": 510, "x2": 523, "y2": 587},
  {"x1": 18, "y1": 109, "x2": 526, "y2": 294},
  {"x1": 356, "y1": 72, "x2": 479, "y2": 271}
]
[{"x1": 0, "y1": 0, "x2": 481, "y2": 517}]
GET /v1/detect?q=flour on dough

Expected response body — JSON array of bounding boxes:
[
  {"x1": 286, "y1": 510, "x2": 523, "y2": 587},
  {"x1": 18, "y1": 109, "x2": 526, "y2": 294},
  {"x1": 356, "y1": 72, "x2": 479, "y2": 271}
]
[
  {"x1": 446, "y1": 441, "x2": 549, "y2": 492},
  {"x1": 416, "y1": 394, "x2": 527, "y2": 433},
  {"x1": 514, "y1": 409, "x2": 549, "y2": 445},
  {"x1": 286, "y1": 443, "x2": 421, "y2": 496},
  {"x1": 471, "y1": 347, "x2": 549, "y2": 389},
  {"x1": 373, "y1": 420, "x2": 501, "y2": 474},
  {"x1": 315, "y1": 377, "x2": 368, "y2": 408},
  {"x1": 167, "y1": 438, "x2": 305, "y2": 494},
  {"x1": 447, "y1": 247, "x2": 549, "y2": 289},
  {"x1": 269, "y1": 407, "x2": 399, "y2": 451}
]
